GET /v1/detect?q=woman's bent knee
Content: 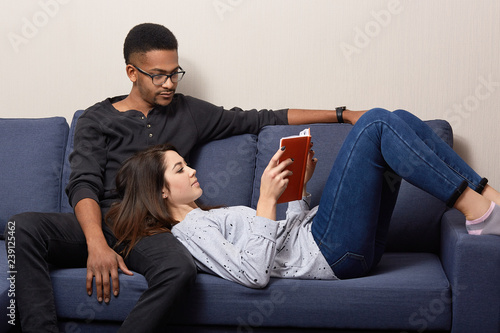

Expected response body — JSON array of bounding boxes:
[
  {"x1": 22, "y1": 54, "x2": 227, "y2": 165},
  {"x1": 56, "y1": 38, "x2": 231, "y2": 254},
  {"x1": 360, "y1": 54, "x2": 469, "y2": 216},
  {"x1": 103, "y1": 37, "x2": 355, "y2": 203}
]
[
  {"x1": 392, "y1": 109, "x2": 414, "y2": 120},
  {"x1": 359, "y1": 108, "x2": 392, "y2": 124}
]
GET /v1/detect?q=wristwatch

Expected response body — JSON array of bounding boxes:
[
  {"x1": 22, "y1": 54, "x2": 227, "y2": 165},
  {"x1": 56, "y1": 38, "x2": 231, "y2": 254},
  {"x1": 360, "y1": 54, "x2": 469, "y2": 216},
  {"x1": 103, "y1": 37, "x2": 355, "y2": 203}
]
[{"x1": 336, "y1": 106, "x2": 346, "y2": 123}]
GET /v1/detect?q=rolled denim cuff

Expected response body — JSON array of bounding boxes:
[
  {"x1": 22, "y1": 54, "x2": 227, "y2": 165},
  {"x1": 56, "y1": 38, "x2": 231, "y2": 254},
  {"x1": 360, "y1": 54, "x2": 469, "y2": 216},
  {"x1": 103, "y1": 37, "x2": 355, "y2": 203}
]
[
  {"x1": 475, "y1": 177, "x2": 488, "y2": 194},
  {"x1": 446, "y1": 180, "x2": 469, "y2": 208}
]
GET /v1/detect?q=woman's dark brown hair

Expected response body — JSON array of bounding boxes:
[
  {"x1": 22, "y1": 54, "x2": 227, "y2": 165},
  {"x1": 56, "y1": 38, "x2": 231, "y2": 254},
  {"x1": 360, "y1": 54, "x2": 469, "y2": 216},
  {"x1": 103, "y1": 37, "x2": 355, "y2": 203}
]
[{"x1": 106, "y1": 143, "x2": 180, "y2": 257}]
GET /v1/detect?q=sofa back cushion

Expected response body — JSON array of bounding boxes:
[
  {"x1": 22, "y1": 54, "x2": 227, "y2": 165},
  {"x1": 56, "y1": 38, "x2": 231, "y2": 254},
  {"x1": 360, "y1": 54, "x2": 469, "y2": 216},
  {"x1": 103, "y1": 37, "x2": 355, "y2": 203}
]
[
  {"x1": 252, "y1": 124, "x2": 353, "y2": 216},
  {"x1": 253, "y1": 120, "x2": 453, "y2": 253},
  {"x1": 0, "y1": 117, "x2": 69, "y2": 236},
  {"x1": 190, "y1": 134, "x2": 258, "y2": 207}
]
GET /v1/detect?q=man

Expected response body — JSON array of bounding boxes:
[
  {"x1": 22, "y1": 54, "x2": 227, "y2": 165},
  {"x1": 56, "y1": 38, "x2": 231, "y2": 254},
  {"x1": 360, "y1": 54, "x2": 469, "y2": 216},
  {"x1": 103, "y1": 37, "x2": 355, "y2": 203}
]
[{"x1": 9, "y1": 23, "x2": 365, "y2": 332}]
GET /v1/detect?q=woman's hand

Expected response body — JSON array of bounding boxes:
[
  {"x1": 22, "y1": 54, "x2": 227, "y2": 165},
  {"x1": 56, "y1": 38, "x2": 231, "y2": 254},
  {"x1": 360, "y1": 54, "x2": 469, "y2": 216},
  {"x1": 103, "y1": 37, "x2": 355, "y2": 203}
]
[
  {"x1": 256, "y1": 147, "x2": 294, "y2": 220},
  {"x1": 303, "y1": 143, "x2": 318, "y2": 196}
]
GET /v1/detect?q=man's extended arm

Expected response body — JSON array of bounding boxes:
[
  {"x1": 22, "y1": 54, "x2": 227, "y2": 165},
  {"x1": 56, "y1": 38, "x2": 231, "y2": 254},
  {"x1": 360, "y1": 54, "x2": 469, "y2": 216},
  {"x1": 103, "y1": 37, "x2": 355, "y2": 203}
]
[{"x1": 287, "y1": 108, "x2": 367, "y2": 126}]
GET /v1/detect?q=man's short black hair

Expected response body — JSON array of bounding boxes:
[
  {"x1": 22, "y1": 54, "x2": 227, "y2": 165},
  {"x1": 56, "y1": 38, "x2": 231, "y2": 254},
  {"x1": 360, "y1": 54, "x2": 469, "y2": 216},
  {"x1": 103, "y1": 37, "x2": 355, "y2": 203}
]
[{"x1": 123, "y1": 23, "x2": 178, "y2": 64}]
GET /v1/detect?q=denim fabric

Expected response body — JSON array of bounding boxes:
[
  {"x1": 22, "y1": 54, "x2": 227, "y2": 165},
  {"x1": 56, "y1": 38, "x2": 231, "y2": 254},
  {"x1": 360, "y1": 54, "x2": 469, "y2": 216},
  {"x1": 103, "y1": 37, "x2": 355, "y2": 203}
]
[{"x1": 312, "y1": 108, "x2": 483, "y2": 279}]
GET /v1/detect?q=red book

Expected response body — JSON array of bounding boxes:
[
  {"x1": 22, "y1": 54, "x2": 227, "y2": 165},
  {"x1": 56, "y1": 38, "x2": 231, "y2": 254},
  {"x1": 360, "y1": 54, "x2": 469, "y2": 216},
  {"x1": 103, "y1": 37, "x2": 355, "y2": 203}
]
[{"x1": 277, "y1": 128, "x2": 311, "y2": 204}]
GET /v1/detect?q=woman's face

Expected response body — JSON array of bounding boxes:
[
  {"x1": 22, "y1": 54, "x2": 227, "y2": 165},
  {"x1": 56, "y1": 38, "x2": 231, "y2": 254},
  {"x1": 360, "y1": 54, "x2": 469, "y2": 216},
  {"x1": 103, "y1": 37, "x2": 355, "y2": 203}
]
[{"x1": 162, "y1": 150, "x2": 203, "y2": 206}]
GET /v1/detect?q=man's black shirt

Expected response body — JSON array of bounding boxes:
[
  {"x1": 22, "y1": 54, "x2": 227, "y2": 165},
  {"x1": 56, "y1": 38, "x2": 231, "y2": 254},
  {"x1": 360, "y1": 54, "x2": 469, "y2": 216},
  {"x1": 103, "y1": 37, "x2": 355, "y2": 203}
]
[{"x1": 65, "y1": 94, "x2": 288, "y2": 213}]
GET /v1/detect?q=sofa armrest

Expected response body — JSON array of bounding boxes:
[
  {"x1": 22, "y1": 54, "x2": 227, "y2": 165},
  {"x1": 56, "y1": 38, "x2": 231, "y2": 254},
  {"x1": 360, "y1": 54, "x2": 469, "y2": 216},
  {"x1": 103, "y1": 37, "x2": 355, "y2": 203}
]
[{"x1": 440, "y1": 209, "x2": 500, "y2": 333}]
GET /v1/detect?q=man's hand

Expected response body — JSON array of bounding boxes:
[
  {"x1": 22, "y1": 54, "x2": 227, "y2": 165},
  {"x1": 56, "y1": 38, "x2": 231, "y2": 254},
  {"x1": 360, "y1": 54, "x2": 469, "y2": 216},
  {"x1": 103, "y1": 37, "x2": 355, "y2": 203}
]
[
  {"x1": 86, "y1": 241, "x2": 133, "y2": 303},
  {"x1": 75, "y1": 198, "x2": 133, "y2": 303}
]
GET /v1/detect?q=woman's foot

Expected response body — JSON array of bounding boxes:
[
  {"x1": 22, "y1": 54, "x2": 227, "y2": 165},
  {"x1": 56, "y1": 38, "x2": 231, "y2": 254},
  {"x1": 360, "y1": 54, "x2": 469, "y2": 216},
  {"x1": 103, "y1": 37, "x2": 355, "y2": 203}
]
[
  {"x1": 466, "y1": 202, "x2": 500, "y2": 235},
  {"x1": 482, "y1": 185, "x2": 500, "y2": 207}
]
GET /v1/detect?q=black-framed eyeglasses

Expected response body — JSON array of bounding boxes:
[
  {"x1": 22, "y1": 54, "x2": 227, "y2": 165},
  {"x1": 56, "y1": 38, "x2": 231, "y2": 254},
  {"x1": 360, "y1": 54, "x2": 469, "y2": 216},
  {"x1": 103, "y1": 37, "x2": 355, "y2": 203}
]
[{"x1": 132, "y1": 65, "x2": 186, "y2": 85}]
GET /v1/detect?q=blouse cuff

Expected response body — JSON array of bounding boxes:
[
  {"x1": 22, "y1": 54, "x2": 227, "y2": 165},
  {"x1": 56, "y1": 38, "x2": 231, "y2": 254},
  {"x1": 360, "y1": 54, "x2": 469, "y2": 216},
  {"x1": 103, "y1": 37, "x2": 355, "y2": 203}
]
[{"x1": 302, "y1": 193, "x2": 312, "y2": 208}]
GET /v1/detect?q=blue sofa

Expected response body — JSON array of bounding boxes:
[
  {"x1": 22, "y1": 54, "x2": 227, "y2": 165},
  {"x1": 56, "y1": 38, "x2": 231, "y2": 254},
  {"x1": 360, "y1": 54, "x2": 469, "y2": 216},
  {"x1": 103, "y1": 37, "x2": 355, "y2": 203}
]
[{"x1": 1, "y1": 110, "x2": 500, "y2": 333}]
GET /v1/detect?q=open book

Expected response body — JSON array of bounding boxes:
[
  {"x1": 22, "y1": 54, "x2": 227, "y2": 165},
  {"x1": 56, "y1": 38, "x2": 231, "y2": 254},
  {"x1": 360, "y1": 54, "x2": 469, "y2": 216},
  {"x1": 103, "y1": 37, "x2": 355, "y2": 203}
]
[{"x1": 278, "y1": 128, "x2": 311, "y2": 204}]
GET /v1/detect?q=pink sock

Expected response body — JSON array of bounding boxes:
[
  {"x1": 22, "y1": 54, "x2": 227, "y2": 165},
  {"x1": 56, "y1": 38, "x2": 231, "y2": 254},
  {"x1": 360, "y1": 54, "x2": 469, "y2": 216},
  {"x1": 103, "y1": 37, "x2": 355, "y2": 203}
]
[{"x1": 466, "y1": 202, "x2": 496, "y2": 235}]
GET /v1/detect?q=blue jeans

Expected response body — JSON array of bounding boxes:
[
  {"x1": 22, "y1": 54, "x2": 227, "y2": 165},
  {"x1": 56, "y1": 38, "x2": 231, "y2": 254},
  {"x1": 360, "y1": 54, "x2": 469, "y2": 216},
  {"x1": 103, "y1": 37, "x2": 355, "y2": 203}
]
[{"x1": 311, "y1": 108, "x2": 485, "y2": 279}]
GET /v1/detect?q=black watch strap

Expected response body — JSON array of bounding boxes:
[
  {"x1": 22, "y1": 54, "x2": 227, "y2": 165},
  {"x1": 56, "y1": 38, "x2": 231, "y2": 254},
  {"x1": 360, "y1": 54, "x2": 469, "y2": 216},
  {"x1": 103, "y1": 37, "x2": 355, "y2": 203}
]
[{"x1": 336, "y1": 106, "x2": 346, "y2": 123}]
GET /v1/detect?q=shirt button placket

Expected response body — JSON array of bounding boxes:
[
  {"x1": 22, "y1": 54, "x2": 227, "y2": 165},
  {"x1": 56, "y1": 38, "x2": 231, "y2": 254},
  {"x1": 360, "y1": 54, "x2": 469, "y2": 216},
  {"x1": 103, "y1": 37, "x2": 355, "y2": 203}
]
[
  {"x1": 147, "y1": 123, "x2": 153, "y2": 140},
  {"x1": 140, "y1": 116, "x2": 153, "y2": 142}
]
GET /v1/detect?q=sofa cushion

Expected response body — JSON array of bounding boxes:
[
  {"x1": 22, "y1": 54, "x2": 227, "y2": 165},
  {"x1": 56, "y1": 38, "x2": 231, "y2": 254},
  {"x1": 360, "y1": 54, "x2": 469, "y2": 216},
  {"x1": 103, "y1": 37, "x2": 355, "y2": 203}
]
[
  {"x1": 0, "y1": 117, "x2": 69, "y2": 236},
  {"x1": 51, "y1": 267, "x2": 147, "y2": 322},
  {"x1": 51, "y1": 252, "x2": 450, "y2": 331},
  {"x1": 176, "y1": 253, "x2": 451, "y2": 331},
  {"x1": 253, "y1": 120, "x2": 452, "y2": 253},
  {"x1": 190, "y1": 134, "x2": 258, "y2": 207}
]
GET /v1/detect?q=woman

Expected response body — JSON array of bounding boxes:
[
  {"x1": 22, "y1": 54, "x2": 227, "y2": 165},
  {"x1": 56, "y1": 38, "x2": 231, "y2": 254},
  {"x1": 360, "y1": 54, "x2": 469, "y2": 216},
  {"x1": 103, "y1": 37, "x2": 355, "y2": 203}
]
[{"x1": 107, "y1": 108, "x2": 500, "y2": 288}]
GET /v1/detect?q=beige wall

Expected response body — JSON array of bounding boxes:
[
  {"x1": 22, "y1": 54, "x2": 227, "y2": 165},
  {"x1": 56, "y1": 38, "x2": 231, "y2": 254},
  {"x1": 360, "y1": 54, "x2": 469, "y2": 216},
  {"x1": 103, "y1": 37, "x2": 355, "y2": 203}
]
[{"x1": 1, "y1": 0, "x2": 499, "y2": 188}]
